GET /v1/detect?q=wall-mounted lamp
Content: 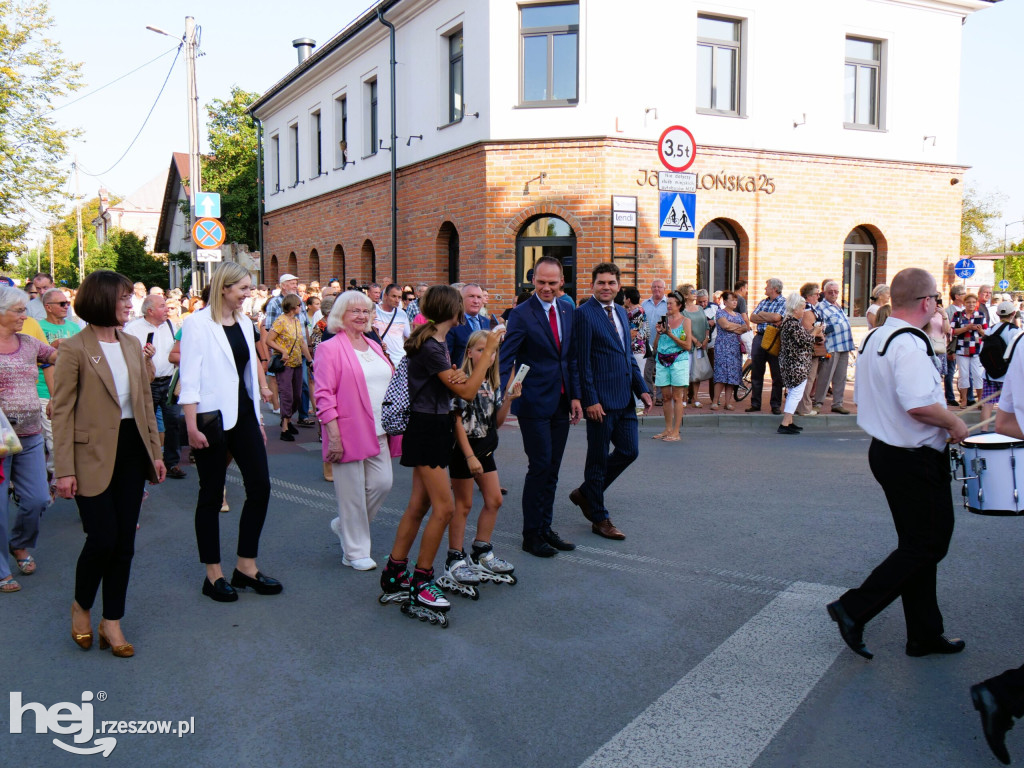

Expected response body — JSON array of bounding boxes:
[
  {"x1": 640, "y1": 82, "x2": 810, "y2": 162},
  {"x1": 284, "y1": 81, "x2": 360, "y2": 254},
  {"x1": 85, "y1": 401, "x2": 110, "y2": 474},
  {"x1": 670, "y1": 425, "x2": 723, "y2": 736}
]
[
  {"x1": 645, "y1": 107, "x2": 658, "y2": 119},
  {"x1": 793, "y1": 113, "x2": 807, "y2": 128},
  {"x1": 923, "y1": 135, "x2": 936, "y2": 146},
  {"x1": 379, "y1": 139, "x2": 392, "y2": 152},
  {"x1": 463, "y1": 105, "x2": 480, "y2": 119},
  {"x1": 406, "y1": 134, "x2": 423, "y2": 146},
  {"x1": 951, "y1": 178, "x2": 960, "y2": 186},
  {"x1": 523, "y1": 171, "x2": 547, "y2": 195},
  {"x1": 263, "y1": 220, "x2": 270, "y2": 227}
]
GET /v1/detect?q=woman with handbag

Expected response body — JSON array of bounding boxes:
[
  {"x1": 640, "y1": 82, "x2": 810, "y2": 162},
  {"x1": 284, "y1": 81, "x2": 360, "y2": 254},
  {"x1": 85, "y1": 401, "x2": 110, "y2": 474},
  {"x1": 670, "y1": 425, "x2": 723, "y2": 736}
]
[
  {"x1": 52, "y1": 270, "x2": 166, "y2": 656},
  {"x1": 179, "y1": 262, "x2": 280, "y2": 603},
  {"x1": 778, "y1": 292, "x2": 820, "y2": 435},
  {"x1": 652, "y1": 291, "x2": 692, "y2": 442},
  {"x1": 314, "y1": 291, "x2": 399, "y2": 570},
  {"x1": 266, "y1": 294, "x2": 312, "y2": 441}
]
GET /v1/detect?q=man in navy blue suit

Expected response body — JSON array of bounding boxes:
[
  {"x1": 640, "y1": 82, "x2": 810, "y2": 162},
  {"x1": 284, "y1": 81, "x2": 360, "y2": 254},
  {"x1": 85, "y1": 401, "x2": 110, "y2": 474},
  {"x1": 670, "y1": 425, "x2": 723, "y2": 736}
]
[
  {"x1": 570, "y1": 263, "x2": 652, "y2": 540},
  {"x1": 447, "y1": 283, "x2": 499, "y2": 366},
  {"x1": 500, "y1": 257, "x2": 583, "y2": 557}
]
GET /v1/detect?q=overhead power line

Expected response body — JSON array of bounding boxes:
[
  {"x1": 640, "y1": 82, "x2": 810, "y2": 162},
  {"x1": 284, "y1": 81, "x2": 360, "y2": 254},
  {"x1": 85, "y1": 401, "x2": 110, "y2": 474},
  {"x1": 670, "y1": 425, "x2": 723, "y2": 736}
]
[
  {"x1": 77, "y1": 44, "x2": 183, "y2": 179},
  {"x1": 46, "y1": 45, "x2": 180, "y2": 115}
]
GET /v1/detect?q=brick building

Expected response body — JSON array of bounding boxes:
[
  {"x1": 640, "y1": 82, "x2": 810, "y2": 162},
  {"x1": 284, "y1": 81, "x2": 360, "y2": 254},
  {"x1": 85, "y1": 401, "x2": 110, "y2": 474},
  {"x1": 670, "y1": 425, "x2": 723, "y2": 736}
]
[{"x1": 252, "y1": 0, "x2": 995, "y2": 317}]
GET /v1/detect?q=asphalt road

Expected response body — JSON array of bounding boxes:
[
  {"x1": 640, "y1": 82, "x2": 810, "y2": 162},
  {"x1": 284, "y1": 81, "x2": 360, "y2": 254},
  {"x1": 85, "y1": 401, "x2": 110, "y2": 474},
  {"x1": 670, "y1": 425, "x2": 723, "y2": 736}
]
[{"x1": 3, "y1": 413, "x2": 1022, "y2": 768}]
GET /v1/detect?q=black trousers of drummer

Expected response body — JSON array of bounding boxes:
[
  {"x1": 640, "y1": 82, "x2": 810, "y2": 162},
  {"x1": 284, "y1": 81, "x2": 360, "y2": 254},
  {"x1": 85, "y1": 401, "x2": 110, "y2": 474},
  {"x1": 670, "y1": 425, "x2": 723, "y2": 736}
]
[{"x1": 834, "y1": 439, "x2": 954, "y2": 640}]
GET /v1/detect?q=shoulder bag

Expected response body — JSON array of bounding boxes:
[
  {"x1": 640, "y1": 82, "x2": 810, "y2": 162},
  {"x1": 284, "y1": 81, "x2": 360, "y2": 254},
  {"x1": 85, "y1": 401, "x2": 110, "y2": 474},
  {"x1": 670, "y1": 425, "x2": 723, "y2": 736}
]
[
  {"x1": 268, "y1": 323, "x2": 298, "y2": 374},
  {"x1": 760, "y1": 325, "x2": 781, "y2": 356}
]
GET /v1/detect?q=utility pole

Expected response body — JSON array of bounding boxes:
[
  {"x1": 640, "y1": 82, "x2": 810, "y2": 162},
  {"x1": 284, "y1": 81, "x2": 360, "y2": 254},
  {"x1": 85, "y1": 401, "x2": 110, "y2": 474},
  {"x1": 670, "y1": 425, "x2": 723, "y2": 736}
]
[
  {"x1": 74, "y1": 156, "x2": 84, "y2": 284},
  {"x1": 184, "y1": 16, "x2": 204, "y2": 289},
  {"x1": 48, "y1": 230, "x2": 53, "y2": 279}
]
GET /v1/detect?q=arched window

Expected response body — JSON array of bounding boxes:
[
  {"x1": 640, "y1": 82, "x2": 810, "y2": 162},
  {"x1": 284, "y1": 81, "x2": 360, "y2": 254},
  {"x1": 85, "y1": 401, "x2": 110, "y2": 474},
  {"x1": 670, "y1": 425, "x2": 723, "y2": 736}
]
[
  {"x1": 360, "y1": 240, "x2": 376, "y2": 286},
  {"x1": 309, "y1": 248, "x2": 320, "y2": 284},
  {"x1": 269, "y1": 255, "x2": 279, "y2": 285},
  {"x1": 287, "y1": 252, "x2": 298, "y2": 276},
  {"x1": 697, "y1": 220, "x2": 739, "y2": 296},
  {"x1": 843, "y1": 227, "x2": 876, "y2": 318},
  {"x1": 437, "y1": 222, "x2": 459, "y2": 284},
  {"x1": 516, "y1": 215, "x2": 577, "y2": 300},
  {"x1": 331, "y1": 244, "x2": 345, "y2": 286}
]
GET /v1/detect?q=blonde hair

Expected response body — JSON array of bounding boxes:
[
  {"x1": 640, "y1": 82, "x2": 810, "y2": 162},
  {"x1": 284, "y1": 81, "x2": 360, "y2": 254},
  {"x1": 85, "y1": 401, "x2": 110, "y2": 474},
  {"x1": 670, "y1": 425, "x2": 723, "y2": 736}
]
[
  {"x1": 207, "y1": 262, "x2": 251, "y2": 324},
  {"x1": 458, "y1": 329, "x2": 500, "y2": 389},
  {"x1": 326, "y1": 290, "x2": 372, "y2": 334}
]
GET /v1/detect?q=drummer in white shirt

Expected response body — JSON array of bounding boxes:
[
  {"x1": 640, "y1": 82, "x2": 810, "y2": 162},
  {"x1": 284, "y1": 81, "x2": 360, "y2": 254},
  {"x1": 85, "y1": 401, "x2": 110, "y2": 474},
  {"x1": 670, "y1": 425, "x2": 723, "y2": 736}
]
[
  {"x1": 979, "y1": 302, "x2": 1023, "y2": 433},
  {"x1": 825, "y1": 267, "x2": 968, "y2": 662}
]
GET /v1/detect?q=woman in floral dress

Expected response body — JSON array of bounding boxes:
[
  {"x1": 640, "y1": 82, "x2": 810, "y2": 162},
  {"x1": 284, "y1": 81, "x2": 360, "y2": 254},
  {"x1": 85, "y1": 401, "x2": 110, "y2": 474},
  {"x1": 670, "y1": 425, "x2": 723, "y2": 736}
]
[{"x1": 712, "y1": 291, "x2": 745, "y2": 410}]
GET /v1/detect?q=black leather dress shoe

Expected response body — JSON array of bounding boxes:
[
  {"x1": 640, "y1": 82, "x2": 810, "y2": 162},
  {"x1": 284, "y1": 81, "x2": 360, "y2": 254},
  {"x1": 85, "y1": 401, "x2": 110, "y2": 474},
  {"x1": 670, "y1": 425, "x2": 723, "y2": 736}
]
[
  {"x1": 826, "y1": 600, "x2": 872, "y2": 659},
  {"x1": 541, "y1": 528, "x2": 575, "y2": 551},
  {"x1": 777, "y1": 424, "x2": 800, "y2": 435},
  {"x1": 771, "y1": 407, "x2": 783, "y2": 415},
  {"x1": 230, "y1": 569, "x2": 283, "y2": 595},
  {"x1": 522, "y1": 533, "x2": 558, "y2": 558},
  {"x1": 971, "y1": 683, "x2": 1013, "y2": 765},
  {"x1": 202, "y1": 577, "x2": 238, "y2": 603},
  {"x1": 906, "y1": 634, "x2": 965, "y2": 657},
  {"x1": 569, "y1": 488, "x2": 594, "y2": 522}
]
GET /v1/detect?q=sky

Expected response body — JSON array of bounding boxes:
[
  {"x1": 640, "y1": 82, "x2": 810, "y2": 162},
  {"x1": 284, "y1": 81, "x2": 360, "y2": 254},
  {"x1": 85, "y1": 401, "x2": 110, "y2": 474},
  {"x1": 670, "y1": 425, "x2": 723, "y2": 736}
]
[{"x1": 38, "y1": 0, "x2": 1024, "y2": 249}]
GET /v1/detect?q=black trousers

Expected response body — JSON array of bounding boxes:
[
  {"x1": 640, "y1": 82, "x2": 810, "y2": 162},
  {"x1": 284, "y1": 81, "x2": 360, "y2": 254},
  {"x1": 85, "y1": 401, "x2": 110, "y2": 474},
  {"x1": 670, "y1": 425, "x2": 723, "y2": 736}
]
[
  {"x1": 74, "y1": 420, "x2": 148, "y2": 620},
  {"x1": 749, "y1": 333, "x2": 783, "y2": 410},
  {"x1": 519, "y1": 395, "x2": 570, "y2": 535},
  {"x1": 193, "y1": 403, "x2": 271, "y2": 564},
  {"x1": 839, "y1": 439, "x2": 954, "y2": 641},
  {"x1": 581, "y1": 407, "x2": 639, "y2": 520}
]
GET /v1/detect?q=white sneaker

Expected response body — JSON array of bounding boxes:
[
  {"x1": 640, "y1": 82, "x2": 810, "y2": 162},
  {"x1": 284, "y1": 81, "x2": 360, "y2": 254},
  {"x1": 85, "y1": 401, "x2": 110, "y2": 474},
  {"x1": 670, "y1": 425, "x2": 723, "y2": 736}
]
[
  {"x1": 342, "y1": 556, "x2": 377, "y2": 571},
  {"x1": 271, "y1": 407, "x2": 280, "y2": 415},
  {"x1": 329, "y1": 517, "x2": 344, "y2": 546}
]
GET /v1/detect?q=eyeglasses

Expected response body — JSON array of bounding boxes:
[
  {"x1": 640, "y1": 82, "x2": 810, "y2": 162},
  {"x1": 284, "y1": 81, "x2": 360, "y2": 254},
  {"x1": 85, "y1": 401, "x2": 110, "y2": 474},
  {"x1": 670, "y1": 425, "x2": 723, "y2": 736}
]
[
  {"x1": 9, "y1": 307, "x2": 27, "y2": 315},
  {"x1": 345, "y1": 309, "x2": 372, "y2": 316},
  {"x1": 45, "y1": 301, "x2": 70, "y2": 307},
  {"x1": 915, "y1": 294, "x2": 941, "y2": 302}
]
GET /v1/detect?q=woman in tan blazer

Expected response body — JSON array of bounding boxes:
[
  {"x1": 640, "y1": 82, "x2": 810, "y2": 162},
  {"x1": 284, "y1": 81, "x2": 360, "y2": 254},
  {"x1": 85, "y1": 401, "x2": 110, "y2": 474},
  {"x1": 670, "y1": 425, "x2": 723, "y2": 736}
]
[{"x1": 52, "y1": 271, "x2": 166, "y2": 658}]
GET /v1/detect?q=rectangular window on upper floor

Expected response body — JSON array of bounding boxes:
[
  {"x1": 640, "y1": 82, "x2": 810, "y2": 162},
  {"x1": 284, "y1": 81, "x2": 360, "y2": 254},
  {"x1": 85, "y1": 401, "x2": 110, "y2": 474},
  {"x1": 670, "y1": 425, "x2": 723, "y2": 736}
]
[
  {"x1": 289, "y1": 123, "x2": 299, "y2": 186},
  {"x1": 696, "y1": 14, "x2": 743, "y2": 117},
  {"x1": 310, "y1": 109, "x2": 322, "y2": 178},
  {"x1": 519, "y1": 2, "x2": 579, "y2": 107},
  {"x1": 844, "y1": 36, "x2": 885, "y2": 131},
  {"x1": 365, "y1": 78, "x2": 378, "y2": 156},
  {"x1": 334, "y1": 94, "x2": 348, "y2": 168},
  {"x1": 270, "y1": 134, "x2": 281, "y2": 193},
  {"x1": 448, "y1": 28, "x2": 464, "y2": 123}
]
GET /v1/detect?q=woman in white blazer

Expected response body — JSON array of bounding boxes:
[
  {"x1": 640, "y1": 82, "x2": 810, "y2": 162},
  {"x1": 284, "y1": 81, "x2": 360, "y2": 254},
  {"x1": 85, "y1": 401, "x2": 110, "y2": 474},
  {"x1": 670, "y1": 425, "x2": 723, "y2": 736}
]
[{"x1": 179, "y1": 262, "x2": 281, "y2": 603}]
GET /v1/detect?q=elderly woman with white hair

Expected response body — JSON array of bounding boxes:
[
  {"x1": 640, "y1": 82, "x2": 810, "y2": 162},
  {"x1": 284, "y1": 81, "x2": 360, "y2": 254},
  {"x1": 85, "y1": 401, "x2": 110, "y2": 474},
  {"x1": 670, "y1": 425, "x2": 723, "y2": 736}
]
[
  {"x1": 777, "y1": 291, "x2": 820, "y2": 435},
  {"x1": 0, "y1": 285, "x2": 59, "y2": 592},
  {"x1": 866, "y1": 284, "x2": 891, "y2": 329},
  {"x1": 313, "y1": 290, "x2": 400, "y2": 571}
]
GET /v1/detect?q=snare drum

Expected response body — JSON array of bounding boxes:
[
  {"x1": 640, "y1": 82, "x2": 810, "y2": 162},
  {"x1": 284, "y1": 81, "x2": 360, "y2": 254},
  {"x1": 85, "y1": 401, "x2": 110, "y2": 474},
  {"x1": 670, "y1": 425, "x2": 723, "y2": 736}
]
[{"x1": 958, "y1": 433, "x2": 1024, "y2": 516}]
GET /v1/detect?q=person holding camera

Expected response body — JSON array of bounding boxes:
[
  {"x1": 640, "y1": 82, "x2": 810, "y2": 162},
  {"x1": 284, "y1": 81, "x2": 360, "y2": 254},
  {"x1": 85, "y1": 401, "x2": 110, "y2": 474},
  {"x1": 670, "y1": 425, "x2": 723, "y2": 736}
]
[{"x1": 652, "y1": 291, "x2": 692, "y2": 442}]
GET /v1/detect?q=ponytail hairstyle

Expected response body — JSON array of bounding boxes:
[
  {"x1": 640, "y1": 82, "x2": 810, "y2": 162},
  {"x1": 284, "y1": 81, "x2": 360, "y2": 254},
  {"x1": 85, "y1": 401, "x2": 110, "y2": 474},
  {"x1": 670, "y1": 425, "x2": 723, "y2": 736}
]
[
  {"x1": 405, "y1": 284, "x2": 465, "y2": 355},
  {"x1": 458, "y1": 329, "x2": 501, "y2": 389}
]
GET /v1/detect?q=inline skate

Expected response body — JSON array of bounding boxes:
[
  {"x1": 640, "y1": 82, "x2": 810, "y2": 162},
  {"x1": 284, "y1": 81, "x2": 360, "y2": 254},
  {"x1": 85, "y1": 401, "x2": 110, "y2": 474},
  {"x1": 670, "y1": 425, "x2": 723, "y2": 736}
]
[
  {"x1": 437, "y1": 549, "x2": 481, "y2": 600},
  {"x1": 470, "y1": 541, "x2": 517, "y2": 586},
  {"x1": 377, "y1": 556, "x2": 412, "y2": 606},
  {"x1": 402, "y1": 567, "x2": 450, "y2": 627}
]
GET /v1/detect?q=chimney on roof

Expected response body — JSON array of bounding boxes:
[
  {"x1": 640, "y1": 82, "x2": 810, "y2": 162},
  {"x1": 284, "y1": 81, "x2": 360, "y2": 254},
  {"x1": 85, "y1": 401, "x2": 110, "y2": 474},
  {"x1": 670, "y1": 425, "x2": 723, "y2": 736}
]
[{"x1": 292, "y1": 38, "x2": 316, "y2": 65}]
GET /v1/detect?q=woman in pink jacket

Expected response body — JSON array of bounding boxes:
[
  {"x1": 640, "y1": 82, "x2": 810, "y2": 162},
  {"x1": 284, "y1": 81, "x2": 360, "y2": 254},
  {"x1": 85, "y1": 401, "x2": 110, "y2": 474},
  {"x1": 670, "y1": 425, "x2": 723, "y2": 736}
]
[{"x1": 314, "y1": 291, "x2": 401, "y2": 571}]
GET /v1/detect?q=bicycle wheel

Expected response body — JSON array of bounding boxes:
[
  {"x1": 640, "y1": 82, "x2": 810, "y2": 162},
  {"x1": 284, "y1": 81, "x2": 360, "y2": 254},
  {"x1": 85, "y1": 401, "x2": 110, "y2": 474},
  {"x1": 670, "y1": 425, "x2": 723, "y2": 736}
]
[{"x1": 735, "y1": 362, "x2": 752, "y2": 401}]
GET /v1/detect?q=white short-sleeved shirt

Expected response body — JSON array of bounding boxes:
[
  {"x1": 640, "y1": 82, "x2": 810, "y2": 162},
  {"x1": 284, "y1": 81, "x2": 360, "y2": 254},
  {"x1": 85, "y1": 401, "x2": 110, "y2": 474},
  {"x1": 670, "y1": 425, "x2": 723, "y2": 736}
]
[
  {"x1": 854, "y1": 317, "x2": 946, "y2": 451},
  {"x1": 998, "y1": 335, "x2": 1024, "y2": 428}
]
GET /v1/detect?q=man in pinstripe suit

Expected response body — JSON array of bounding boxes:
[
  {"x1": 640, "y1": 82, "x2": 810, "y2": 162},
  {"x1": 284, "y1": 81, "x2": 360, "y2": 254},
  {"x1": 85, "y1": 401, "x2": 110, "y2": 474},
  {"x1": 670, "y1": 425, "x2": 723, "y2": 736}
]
[{"x1": 570, "y1": 262, "x2": 653, "y2": 539}]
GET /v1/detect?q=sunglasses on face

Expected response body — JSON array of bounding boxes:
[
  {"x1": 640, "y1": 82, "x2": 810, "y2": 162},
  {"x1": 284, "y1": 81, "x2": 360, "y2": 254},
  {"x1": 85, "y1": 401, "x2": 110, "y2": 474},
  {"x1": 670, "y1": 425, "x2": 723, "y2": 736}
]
[{"x1": 46, "y1": 301, "x2": 70, "y2": 307}]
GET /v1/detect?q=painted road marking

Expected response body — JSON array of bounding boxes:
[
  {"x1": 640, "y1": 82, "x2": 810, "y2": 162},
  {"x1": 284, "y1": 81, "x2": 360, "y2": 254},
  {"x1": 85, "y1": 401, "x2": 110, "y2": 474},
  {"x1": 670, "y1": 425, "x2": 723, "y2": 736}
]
[{"x1": 579, "y1": 581, "x2": 843, "y2": 768}]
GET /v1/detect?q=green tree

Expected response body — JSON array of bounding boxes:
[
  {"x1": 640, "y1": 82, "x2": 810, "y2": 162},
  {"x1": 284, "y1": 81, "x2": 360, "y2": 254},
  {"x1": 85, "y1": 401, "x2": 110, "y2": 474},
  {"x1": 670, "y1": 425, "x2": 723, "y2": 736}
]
[
  {"x1": 202, "y1": 86, "x2": 260, "y2": 249},
  {"x1": 1001, "y1": 241, "x2": 1024, "y2": 293},
  {"x1": 0, "y1": 0, "x2": 83, "y2": 259},
  {"x1": 100, "y1": 229, "x2": 167, "y2": 287},
  {"x1": 961, "y1": 185, "x2": 1002, "y2": 255},
  {"x1": 44, "y1": 195, "x2": 105, "y2": 287}
]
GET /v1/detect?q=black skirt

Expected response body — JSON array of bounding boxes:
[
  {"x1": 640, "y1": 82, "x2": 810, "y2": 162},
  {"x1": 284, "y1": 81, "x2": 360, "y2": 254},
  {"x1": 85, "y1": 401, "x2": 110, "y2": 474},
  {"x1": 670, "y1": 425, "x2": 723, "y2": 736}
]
[{"x1": 399, "y1": 411, "x2": 454, "y2": 468}]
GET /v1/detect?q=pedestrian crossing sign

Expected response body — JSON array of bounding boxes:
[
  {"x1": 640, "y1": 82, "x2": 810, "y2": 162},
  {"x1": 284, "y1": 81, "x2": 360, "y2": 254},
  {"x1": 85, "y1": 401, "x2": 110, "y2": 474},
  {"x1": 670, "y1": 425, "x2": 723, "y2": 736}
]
[{"x1": 659, "y1": 192, "x2": 696, "y2": 239}]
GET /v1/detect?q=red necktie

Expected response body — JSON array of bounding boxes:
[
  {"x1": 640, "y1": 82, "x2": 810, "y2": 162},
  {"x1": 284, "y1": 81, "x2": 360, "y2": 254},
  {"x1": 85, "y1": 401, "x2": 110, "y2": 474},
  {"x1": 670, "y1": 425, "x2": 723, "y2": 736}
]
[{"x1": 549, "y1": 305, "x2": 564, "y2": 393}]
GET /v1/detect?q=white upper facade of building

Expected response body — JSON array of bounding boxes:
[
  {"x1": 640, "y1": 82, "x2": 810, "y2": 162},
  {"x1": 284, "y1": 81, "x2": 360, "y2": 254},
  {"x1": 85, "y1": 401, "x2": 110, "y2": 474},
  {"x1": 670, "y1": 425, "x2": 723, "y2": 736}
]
[{"x1": 252, "y1": 0, "x2": 994, "y2": 215}]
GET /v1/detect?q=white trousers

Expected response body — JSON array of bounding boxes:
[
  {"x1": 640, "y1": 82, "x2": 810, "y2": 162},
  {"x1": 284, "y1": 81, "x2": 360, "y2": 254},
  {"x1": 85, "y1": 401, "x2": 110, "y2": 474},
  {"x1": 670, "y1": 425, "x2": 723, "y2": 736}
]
[
  {"x1": 330, "y1": 435, "x2": 393, "y2": 560},
  {"x1": 784, "y1": 380, "x2": 807, "y2": 415}
]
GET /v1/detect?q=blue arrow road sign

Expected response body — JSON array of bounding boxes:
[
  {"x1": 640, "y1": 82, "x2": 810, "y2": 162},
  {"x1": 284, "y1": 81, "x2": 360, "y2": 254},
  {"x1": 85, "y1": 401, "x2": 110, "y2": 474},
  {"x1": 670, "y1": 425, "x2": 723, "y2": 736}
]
[
  {"x1": 659, "y1": 192, "x2": 696, "y2": 239},
  {"x1": 194, "y1": 192, "x2": 220, "y2": 219},
  {"x1": 1000, "y1": 279, "x2": 1010, "y2": 291},
  {"x1": 954, "y1": 258, "x2": 976, "y2": 280}
]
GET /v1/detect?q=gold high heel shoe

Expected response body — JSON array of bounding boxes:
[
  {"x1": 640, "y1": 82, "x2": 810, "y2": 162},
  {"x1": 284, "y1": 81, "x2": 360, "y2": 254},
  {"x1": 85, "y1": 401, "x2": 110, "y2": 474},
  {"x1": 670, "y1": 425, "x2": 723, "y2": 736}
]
[
  {"x1": 98, "y1": 627, "x2": 134, "y2": 658},
  {"x1": 71, "y1": 604, "x2": 92, "y2": 650}
]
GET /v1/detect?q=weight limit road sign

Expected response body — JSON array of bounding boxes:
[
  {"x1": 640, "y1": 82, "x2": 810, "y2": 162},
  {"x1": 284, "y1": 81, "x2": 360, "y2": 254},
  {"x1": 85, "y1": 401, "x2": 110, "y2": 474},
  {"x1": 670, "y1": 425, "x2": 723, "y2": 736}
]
[{"x1": 192, "y1": 218, "x2": 225, "y2": 250}]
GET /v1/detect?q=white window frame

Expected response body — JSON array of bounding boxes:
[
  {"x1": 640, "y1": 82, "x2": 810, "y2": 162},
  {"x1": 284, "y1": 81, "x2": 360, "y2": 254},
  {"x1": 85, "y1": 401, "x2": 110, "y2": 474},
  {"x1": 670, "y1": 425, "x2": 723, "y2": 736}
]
[
  {"x1": 333, "y1": 91, "x2": 348, "y2": 169},
  {"x1": 288, "y1": 122, "x2": 300, "y2": 187},
  {"x1": 844, "y1": 35, "x2": 886, "y2": 131},
  {"x1": 269, "y1": 133, "x2": 281, "y2": 193},
  {"x1": 363, "y1": 76, "x2": 379, "y2": 158},
  {"x1": 309, "y1": 107, "x2": 323, "y2": 179},
  {"x1": 518, "y1": 1, "x2": 580, "y2": 108},
  {"x1": 696, "y1": 13, "x2": 745, "y2": 118}
]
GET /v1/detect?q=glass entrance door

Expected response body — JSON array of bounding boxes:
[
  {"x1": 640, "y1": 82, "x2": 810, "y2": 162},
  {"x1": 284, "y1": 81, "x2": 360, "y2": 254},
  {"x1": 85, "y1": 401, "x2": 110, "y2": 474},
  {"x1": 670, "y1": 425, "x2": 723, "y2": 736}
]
[
  {"x1": 697, "y1": 245, "x2": 736, "y2": 296},
  {"x1": 516, "y1": 216, "x2": 577, "y2": 301}
]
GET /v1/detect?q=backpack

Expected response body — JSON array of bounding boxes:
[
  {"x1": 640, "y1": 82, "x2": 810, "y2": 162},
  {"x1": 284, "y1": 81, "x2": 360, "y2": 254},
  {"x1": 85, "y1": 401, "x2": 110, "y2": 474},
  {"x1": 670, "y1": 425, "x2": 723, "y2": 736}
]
[
  {"x1": 980, "y1": 324, "x2": 1013, "y2": 378},
  {"x1": 381, "y1": 357, "x2": 412, "y2": 435}
]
